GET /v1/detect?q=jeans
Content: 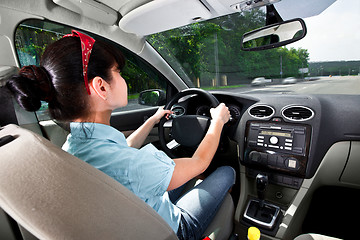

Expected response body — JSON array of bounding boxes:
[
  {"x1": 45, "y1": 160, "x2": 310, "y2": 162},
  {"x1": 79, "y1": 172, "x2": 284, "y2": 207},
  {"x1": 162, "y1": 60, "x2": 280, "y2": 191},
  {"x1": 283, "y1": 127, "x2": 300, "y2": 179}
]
[{"x1": 169, "y1": 166, "x2": 236, "y2": 240}]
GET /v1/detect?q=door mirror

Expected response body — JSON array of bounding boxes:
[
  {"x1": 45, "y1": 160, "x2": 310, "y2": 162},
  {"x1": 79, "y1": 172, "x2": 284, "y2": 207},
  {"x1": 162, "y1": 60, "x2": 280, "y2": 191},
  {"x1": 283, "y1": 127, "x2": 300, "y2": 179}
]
[
  {"x1": 138, "y1": 89, "x2": 166, "y2": 106},
  {"x1": 241, "y1": 18, "x2": 307, "y2": 51}
]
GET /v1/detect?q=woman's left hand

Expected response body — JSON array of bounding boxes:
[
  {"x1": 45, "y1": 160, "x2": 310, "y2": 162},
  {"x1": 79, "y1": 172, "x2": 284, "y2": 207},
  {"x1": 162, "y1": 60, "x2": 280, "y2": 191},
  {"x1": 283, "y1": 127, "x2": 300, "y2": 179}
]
[{"x1": 151, "y1": 107, "x2": 173, "y2": 124}]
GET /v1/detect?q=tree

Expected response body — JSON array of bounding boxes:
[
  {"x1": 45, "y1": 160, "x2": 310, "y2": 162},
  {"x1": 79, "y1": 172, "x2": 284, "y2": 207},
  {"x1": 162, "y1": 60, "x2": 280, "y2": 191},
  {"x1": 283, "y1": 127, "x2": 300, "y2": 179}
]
[{"x1": 147, "y1": 9, "x2": 310, "y2": 87}]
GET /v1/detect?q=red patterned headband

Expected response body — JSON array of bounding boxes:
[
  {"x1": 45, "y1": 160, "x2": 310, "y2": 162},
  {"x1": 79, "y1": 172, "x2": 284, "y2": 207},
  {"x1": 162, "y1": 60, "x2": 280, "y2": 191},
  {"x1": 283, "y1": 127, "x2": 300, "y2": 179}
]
[{"x1": 63, "y1": 30, "x2": 95, "y2": 95}]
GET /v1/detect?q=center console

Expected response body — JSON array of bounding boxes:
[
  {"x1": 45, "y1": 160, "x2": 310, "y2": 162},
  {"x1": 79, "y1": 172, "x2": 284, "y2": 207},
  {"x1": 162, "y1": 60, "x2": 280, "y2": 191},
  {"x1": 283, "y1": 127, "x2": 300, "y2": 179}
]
[
  {"x1": 243, "y1": 121, "x2": 311, "y2": 182},
  {"x1": 241, "y1": 120, "x2": 312, "y2": 233}
]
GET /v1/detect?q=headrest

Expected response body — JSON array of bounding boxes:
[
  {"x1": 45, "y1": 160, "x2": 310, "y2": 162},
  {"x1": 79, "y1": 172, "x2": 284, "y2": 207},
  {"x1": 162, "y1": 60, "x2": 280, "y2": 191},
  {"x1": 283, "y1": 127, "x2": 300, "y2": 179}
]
[{"x1": 0, "y1": 65, "x2": 18, "y2": 87}]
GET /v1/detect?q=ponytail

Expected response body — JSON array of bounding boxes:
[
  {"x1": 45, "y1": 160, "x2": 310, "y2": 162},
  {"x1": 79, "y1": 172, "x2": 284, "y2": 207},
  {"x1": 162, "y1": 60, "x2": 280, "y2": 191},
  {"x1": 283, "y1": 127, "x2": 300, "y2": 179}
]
[{"x1": 6, "y1": 65, "x2": 55, "y2": 111}]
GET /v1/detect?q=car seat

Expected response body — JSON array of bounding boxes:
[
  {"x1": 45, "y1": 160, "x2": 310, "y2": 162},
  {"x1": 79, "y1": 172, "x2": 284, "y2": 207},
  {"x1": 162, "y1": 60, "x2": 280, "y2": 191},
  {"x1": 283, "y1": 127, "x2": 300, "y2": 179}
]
[
  {"x1": 294, "y1": 234, "x2": 342, "y2": 240},
  {"x1": 0, "y1": 66, "x2": 19, "y2": 127},
  {"x1": 0, "y1": 124, "x2": 234, "y2": 240}
]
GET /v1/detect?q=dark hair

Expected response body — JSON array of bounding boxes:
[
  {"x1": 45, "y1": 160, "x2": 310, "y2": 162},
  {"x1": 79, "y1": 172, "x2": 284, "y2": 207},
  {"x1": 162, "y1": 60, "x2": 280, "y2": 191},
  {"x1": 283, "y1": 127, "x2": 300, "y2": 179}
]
[{"x1": 6, "y1": 36, "x2": 125, "y2": 121}]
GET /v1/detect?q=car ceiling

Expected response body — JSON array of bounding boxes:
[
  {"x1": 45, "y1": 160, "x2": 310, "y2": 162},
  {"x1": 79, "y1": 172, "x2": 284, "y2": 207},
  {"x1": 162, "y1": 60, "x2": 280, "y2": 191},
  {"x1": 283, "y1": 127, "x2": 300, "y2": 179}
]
[{"x1": 88, "y1": 0, "x2": 337, "y2": 36}]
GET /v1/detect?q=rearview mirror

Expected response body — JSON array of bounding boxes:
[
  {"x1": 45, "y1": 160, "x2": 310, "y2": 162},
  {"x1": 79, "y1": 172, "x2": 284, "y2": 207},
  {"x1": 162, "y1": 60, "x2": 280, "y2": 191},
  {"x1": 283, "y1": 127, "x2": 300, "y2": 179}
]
[
  {"x1": 241, "y1": 18, "x2": 307, "y2": 51},
  {"x1": 138, "y1": 89, "x2": 166, "y2": 106}
]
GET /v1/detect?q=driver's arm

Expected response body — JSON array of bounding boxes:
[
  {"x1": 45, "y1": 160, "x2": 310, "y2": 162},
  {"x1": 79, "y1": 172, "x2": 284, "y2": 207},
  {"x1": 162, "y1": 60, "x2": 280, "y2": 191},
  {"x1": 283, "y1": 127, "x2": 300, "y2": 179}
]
[
  {"x1": 167, "y1": 103, "x2": 230, "y2": 191},
  {"x1": 126, "y1": 107, "x2": 172, "y2": 149}
]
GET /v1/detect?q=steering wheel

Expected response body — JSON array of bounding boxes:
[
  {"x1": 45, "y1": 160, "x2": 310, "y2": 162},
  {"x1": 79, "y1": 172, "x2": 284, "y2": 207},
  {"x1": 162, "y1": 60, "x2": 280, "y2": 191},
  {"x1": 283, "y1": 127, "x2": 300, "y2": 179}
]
[{"x1": 158, "y1": 88, "x2": 219, "y2": 158}]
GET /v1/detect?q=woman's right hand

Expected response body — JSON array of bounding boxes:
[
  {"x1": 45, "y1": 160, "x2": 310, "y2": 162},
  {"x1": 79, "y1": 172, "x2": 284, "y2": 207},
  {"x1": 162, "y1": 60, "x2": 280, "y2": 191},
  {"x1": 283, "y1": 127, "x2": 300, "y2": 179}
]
[
  {"x1": 210, "y1": 103, "x2": 230, "y2": 125},
  {"x1": 168, "y1": 102, "x2": 230, "y2": 190}
]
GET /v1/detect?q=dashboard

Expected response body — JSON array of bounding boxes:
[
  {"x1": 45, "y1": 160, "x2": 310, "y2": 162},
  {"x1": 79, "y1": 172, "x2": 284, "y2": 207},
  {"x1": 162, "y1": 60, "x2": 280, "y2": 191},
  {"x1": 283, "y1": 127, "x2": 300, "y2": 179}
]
[{"x1": 171, "y1": 91, "x2": 360, "y2": 189}]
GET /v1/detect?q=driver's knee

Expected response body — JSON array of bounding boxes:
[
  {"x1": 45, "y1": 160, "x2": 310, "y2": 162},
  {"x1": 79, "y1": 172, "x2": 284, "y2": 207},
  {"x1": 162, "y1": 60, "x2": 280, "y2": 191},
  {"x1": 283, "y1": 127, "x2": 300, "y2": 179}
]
[
  {"x1": 195, "y1": 166, "x2": 236, "y2": 195},
  {"x1": 213, "y1": 166, "x2": 236, "y2": 188}
]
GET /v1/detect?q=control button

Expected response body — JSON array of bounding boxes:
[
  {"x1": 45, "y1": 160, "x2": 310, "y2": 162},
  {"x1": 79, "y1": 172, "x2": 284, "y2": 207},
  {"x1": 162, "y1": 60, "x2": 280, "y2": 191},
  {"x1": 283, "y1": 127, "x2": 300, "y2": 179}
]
[
  {"x1": 249, "y1": 151, "x2": 261, "y2": 162},
  {"x1": 285, "y1": 139, "x2": 293, "y2": 143},
  {"x1": 293, "y1": 179, "x2": 303, "y2": 188},
  {"x1": 268, "y1": 154, "x2": 277, "y2": 166},
  {"x1": 285, "y1": 147, "x2": 292, "y2": 151},
  {"x1": 269, "y1": 126, "x2": 281, "y2": 130},
  {"x1": 257, "y1": 143, "x2": 264, "y2": 147},
  {"x1": 285, "y1": 157, "x2": 299, "y2": 170},
  {"x1": 285, "y1": 143, "x2": 292, "y2": 147},
  {"x1": 249, "y1": 140, "x2": 257, "y2": 146},
  {"x1": 273, "y1": 174, "x2": 283, "y2": 183},
  {"x1": 269, "y1": 136, "x2": 279, "y2": 144},
  {"x1": 294, "y1": 129, "x2": 305, "y2": 134},
  {"x1": 260, "y1": 153, "x2": 268, "y2": 162},
  {"x1": 277, "y1": 156, "x2": 284, "y2": 167},
  {"x1": 288, "y1": 159, "x2": 297, "y2": 168},
  {"x1": 272, "y1": 117, "x2": 282, "y2": 122},
  {"x1": 283, "y1": 177, "x2": 293, "y2": 185},
  {"x1": 258, "y1": 136, "x2": 264, "y2": 139},
  {"x1": 293, "y1": 147, "x2": 303, "y2": 154},
  {"x1": 269, "y1": 144, "x2": 279, "y2": 149}
]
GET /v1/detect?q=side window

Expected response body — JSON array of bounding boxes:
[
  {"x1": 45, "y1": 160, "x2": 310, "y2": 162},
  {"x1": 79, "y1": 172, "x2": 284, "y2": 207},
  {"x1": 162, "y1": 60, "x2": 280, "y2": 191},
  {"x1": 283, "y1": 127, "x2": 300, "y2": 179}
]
[{"x1": 15, "y1": 19, "x2": 168, "y2": 121}]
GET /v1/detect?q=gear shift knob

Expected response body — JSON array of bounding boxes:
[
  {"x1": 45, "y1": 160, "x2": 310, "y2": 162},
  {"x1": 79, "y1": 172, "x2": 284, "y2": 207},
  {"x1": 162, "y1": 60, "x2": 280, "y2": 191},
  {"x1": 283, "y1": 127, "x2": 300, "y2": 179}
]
[{"x1": 256, "y1": 174, "x2": 268, "y2": 207}]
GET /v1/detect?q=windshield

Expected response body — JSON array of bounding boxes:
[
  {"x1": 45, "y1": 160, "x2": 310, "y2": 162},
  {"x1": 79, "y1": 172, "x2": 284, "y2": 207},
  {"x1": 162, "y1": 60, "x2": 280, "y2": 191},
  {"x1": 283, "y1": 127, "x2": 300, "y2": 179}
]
[{"x1": 147, "y1": 0, "x2": 360, "y2": 95}]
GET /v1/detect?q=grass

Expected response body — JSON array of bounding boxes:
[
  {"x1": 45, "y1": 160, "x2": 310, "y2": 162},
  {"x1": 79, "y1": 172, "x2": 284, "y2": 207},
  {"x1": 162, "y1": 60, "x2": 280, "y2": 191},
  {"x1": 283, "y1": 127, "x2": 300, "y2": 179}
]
[
  {"x1": 128, "y1": 93, "x2": 139, "y2": 100},
  {"x1": 201, "y1": 84, "x2": 246, "y2": 91},
  {"x1": 127, "y1": 84, "x2": 247, "y2": 100}
]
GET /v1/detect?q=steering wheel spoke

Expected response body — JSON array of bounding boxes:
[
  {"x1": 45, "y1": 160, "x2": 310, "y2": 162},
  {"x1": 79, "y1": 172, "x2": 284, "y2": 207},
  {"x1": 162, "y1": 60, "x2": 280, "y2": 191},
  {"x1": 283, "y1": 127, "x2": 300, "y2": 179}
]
[
  {"x1": 163, "y1": 119, "x2": 173, "y2": 128},
  {"x1": 166, "y1": 139, "x2": 181, "y2": 150},
  {"x1": 159, "y1": 88, "x2": 219, "y2": 158}
]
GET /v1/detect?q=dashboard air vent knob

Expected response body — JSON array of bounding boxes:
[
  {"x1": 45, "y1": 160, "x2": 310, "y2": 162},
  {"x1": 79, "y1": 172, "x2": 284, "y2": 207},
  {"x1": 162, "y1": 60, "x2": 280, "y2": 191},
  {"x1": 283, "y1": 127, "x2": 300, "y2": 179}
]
[
  {"x1": 282, "y1": 106, "x2": 314, "y2": 121},
  {"x1": 248, "y1": 105, "x2": 274, "y2": 118}
]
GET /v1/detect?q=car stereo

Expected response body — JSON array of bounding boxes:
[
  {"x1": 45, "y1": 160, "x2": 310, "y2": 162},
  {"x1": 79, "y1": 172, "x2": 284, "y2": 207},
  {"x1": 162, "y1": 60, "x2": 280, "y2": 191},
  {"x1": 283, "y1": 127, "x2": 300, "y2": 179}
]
[{"x1": 243, "y1": 121, "x2": 311, "y2": 178}]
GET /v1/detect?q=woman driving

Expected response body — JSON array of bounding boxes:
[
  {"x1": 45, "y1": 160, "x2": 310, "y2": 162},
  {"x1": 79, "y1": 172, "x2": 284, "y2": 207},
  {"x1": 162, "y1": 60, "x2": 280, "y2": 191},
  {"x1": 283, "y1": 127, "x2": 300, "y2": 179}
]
[{"x1": 6, "y1": 30, "x2": 235, "y2": 240}]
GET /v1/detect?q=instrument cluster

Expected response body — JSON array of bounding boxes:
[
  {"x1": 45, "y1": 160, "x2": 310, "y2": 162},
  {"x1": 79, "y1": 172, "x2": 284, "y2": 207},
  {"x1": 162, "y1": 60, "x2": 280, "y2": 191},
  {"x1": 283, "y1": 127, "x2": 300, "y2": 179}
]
[{"x1": 195, "y1": 104, "x2": 242, "y2": 122}]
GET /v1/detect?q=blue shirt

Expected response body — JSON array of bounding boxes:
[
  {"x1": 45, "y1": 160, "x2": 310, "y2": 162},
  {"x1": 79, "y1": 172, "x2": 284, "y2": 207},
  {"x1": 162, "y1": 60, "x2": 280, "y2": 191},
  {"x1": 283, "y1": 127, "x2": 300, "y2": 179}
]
[{"x1": 62, "y1": 122, "x2": 181, "y2": 233}]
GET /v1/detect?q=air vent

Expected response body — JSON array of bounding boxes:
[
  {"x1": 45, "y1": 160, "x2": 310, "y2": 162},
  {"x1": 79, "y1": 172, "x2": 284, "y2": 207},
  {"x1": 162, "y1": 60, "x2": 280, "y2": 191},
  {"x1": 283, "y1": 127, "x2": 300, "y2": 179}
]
[
  {"x1": 248, "y1": 105, "x2": 275, "y2": 119},
  {"x1": 282, "y1": 106, "x2": 314, "y2": 121}
]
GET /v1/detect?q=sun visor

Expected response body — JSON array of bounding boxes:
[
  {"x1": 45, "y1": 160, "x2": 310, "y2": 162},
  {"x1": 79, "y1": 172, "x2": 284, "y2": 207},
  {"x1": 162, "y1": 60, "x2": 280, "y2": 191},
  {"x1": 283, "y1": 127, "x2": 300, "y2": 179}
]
[
  {"x1": 274, "y1": 0, "x2": 337, "y2": 20},
  {"x1": 119, "y1": 0, "x2": 213, "y2": 36},
  {"x1": 118, "y1": 0, "x2": 337, "y2": 36},
  {"x1": 53, "y1": 0, "x2": 118, "y2": 25}
]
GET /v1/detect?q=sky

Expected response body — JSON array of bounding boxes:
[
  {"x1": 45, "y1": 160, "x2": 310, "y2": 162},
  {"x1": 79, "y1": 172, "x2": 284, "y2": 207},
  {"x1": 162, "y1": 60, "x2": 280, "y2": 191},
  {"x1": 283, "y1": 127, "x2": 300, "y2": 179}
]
[{"x1": 288, "y1": 0, "x2": 360, "y2": 62}]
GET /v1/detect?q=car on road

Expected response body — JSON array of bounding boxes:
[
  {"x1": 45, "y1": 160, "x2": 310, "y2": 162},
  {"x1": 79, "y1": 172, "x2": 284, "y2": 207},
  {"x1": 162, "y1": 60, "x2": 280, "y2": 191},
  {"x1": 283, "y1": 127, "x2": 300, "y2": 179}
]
[
  {"x1": 251, "y1": 77, "x2": 272, "y2": 86},
  {"x1": 0, "y1": 0, "x2": 359, "y2": 240},
  {"x1": 282, "y1": 77, "x2": 297, "y2": 84}
]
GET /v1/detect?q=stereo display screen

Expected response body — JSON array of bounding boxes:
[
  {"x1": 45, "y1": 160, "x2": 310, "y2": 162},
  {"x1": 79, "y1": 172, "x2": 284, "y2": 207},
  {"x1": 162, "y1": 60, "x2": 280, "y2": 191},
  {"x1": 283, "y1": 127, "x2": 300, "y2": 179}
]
[{"x1": 260, "y1": 130, "x2": 292, "y2": 138}]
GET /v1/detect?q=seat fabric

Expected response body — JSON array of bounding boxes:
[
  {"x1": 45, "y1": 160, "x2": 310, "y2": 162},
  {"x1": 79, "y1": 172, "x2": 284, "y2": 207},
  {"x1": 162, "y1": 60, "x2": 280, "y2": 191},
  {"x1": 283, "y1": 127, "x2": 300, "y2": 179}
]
[
  {"x1": 0, "y1": 124, "x2": 176, "y2": 240},
  {"x1": 0, "y1": 124, "x2": 234, "y2": 240}
]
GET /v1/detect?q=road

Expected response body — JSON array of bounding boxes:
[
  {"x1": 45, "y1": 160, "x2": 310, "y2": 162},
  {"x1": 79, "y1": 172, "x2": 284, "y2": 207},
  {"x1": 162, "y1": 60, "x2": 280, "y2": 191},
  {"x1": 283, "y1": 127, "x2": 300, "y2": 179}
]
[
  {"x1": 113, "y1": 76, "x2": 360, "y2": 113},
  {"x1": 225, "y1": 76, "x2": 360, "y2": 95}
]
